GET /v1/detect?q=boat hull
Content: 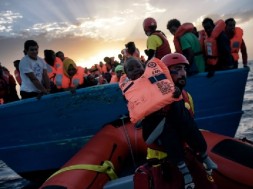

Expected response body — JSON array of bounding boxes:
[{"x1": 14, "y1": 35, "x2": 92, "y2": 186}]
[{"x1": 0, "y1": 68, "x2": 249, "y2": 174}]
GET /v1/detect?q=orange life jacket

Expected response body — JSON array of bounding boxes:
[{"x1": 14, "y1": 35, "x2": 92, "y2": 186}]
[
  {"x1": 46, "y1": 57, "x2": 64, "y2": 82},
  {"x1": 182, "y1": 89, "x2": 194, "y2": 117},
  {"x1": 14, "y1": 69, "x2": 21, "y2": 85},
  {"x1": 97, "y1": 64, "x2": 108, "y2": 74},
  {"x1": 110, "y1": 74, "x2": 119, "y2": 83},
  {"x1": 230, "y1": 27, "x2": 243, "y2": 61},
  {"x1": 198, "y1": 30, "x2": 207, "y2": 53},
  {"x1": 204, "y1": 19, "x2": 226, "y2": 66},
  {"x1": 55, "y1": 66, "x2": 84, "y2": 89},
  {"x1": 174, "y1": 23, "x2": 194, "y2": 53},
  {"x1": 119, "y1": 57, "x2": 181, "y2": 123},
  {"x1": 151, "y1": 31, "x2": 171, "y2": 59}
]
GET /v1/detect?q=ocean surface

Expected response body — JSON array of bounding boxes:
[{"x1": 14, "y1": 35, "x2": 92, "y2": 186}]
[{"x1": 1, "y1": 61, "x2": 253, "y2": 189}]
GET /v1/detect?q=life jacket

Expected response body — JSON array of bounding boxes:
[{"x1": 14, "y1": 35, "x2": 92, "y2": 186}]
[
  {"x1": 198, "y1": 30, "x2": 207, "y2": 53},
  {"x1": 182, "y1": 89, "x2": 194, "y2": 117},
  {"x1": 97, "y1": 64, "x2": 108, "y2": 74},
  {"x1": 110, "y1": 74, "x2": 119, "y2": 83},
  {"x1": 46, "y1": 57, "x2": 64, "y2": 82},
  {"x1": 151, "y1": 31, "x2": 171, "y2": 59},
  {"x1": 54, "y1": 57, "x2": 64, "y2": 71},
  {"x1": 147, "y1": 90, "x2": 194, "y2": 160},
  {"x1": 14, "y1": 69, "x2": 22, "y2": 85},
  {"x1": 204, "y1": 19, "x2": 226, "y2": 66},
  {"x1": 46, "y1": 64, "x2": 56, "y2": 81},
  {"x1": 55, "y1": 66, "x2": 84, "y2": 89},
  {"x1": 174, "y1": 23, "x2": 194, "y2": 53},
  {"x1": 230, "y1": 27, "x2": 243, "y2": 61},
  {"x1": 119, "y1": 57, "x2": 181, "y2": 123}
]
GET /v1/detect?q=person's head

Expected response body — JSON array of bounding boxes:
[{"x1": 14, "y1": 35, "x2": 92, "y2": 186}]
[
  {"x1": 143, "y1": 17, "x2": 157, "y2": 36},
  {"x1": 125, "y1": 41, "x2": 136, "y2": 55},
  {"x1": 202, "y1": 17, "x2": 215, "y2": 37},
  {"x1": 63, "y1": 58, "x2": 77, "y2": 77},
  {"x1": 56, "y1": 51, "x2": 65, "y2": 62},
  {"x1": 124, "y1": 57, "x2": 144, "y2": 80},
  {"x1": 118, "y1": 53, "x2": 123, "y2": 60},
  {"x1": 44, "y1": 49, "x2": 56, "y2": 66},
  {"x1": 13, "y1": 60, "x2": 20, "y2": 70},
  {"x1": 166, "y1": 19, "x2": 181, "y2": 35},
  {"x1": 161, "y1": 53, "x2": 189, "y2": 89},
  {"x1": 114, "y1": 65, "x2": 124, "y2": 79},
  {"x1": 225, "y1": 18, "x2": 236, "y2": 37},
  {"x1": 24, "y1": 40, "x2": 39, "y2": 60}
]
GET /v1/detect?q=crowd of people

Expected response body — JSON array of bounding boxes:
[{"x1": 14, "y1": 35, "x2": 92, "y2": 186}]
[
  {"x1": 0, "y1": 16, "x2": 248, "y2": 104},
  {"x1": 0, "y1": 16, "x2": 249, "y2": 189}
]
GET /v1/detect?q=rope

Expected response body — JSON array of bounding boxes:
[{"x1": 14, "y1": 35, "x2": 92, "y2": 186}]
[
  {"x1": 46, "y1": 160, "x2": 117, "y2": 181},
  {"x1": 120, "y1": 115, "x2": 137, "y2": 169}
]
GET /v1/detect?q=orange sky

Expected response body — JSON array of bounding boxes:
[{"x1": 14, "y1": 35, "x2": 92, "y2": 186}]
[{"x1": 0, "y1": 0, "x2": 253, "y2": 72}]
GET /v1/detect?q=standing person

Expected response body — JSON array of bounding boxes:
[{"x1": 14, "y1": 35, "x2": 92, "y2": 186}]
[
  {"x1": 225, "y1": 18, "x2": 248, "y2": 68},
  {"x1": 143, "y1": 17, "x2": 171, "y2": 62},
  {"x1": 55, "y1": 51, "x2": 66, "y2": 62},
  {"x1": 54, "y1": 58, "x2": 84, "y2": 92},
  {"x1": 0, "y1": 63, "x2": 20, "y2": 103},
  {"x1": 166, "y1": 19, "x2": 205, "y2": 75},
  {"x1": 202, "y1": 18, "x2": 234, "y2": 77},
  {"x1": 19, "y1": 40, "x2": 51, "y2": 99},
  {"x1": 13, "y1": 60, "x2": 22, "y2": 86},
  {"x1": 44, "y1": 49, "x2": 64, "y2": 93},
  {"x1": 110, "y1": 65, "x2": 124, "y2": 83},
  {"x1": 121, "y1": 41, "x2": 140, "y2": 62}
]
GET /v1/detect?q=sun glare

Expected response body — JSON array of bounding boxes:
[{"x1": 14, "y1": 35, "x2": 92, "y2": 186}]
[{"x1": 76, "y1": 49, "x2": 121, "y2": 69}]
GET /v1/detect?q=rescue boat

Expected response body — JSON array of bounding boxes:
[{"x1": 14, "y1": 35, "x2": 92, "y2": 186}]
[
  {"x1": 40, "y1": 122, "x2": 253, "y2": 189},
  {"x1": 0, "y1": 67, "x2": 249, "y2": 177}
]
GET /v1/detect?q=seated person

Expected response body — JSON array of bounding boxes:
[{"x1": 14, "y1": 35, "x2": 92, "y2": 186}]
[{"x1": 122, "y1": 57, "x2": 217, "y2": 189}]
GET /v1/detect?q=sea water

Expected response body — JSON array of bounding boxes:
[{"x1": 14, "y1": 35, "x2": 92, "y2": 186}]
[{"x1": 1, "y1": 61, "x2": 253, "y2": 189}]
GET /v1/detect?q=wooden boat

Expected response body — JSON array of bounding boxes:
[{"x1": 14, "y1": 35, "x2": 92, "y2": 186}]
[
  {"x1": 40, "y1": 122, "x2": 253, "y2": 189},
  {"x1": 0, "y1": 68, "x2": 249, "y2": 176}
]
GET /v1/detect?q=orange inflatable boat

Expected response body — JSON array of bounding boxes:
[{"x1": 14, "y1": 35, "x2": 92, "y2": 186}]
[
  {"x1": 40, "y1": 123, "x2": 253, "y2": 189},
  {"x1": 39, "y1": 123, "x2": 147, "y2": 189}
]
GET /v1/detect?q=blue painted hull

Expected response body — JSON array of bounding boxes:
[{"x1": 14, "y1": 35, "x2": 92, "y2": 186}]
[{"x1": 0, "y1": 68, "x2": 249, "y2": 174}]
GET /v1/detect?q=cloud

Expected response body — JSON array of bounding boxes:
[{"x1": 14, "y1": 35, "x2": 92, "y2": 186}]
[{"x1": 0, "y1": 10, "x2": 22, "y2": 35}]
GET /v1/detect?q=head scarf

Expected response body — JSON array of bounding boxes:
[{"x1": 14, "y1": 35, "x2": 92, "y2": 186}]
[
  {"x1": 63, "y1": 58, "x2": 77, "y2": 77},
  {"x1": 115, "y1": 65, "x2": 124, "y2": 73}
]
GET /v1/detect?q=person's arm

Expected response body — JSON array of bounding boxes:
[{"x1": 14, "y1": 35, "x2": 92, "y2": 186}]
[
  {"x1": 25, "y1": 72, "x2": 48, "y2": 94},
  {"x1": 240, "y1": 38, "x2": 248, "y2": 66},
  {"x1": 145, "y1": 49, "x2": 155, "y2": 61},
  {"x1": 182, "y1": 48, "x2": 195, "y2": 66},
  {"x1": 42, "y1": 69, "x2": 51, "y2": 92}
]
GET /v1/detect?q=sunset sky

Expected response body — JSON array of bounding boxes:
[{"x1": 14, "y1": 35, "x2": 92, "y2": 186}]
[{"x1": 0, "y1": 0, "x2": 252, "y2": 73}]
